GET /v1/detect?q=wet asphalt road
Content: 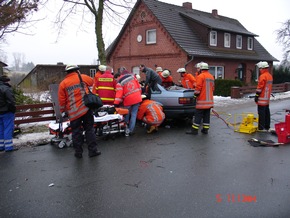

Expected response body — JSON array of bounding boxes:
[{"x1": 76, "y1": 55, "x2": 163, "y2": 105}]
[{"x1": 1, "y1": 99, "x2": 290, "y2": 218}]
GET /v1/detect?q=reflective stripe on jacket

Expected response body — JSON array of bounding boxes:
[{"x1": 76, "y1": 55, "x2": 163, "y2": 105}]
[
  {"x1": 92, "y1": 71, "x2": 103, "y2": 94},
  {"x1": 181, "y1": 73, "x2": 196, "y2": 89},
  {"x1": 194, "y1": 71, "x2": 214, "y2": 109},
  {"x1": 256, "y1": 69, "x2": 273, "y2": 106},
  {"x1": 95, "y1": 71, "x2": 116, "y2": 105},
  {"x1": 137, "y1": 99, "x2": 165, "y2": 126},
  {"x1": 58, "y1": 72, "x2": 93, "y2": 121},
  {"x1": 114, "y1": 74, "x2": 142, "y2": 106}
]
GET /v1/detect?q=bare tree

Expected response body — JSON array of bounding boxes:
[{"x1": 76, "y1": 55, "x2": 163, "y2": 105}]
[
  {"x1": 276, "y1": 19, "x2": 290, "y2": 65},
  {"x1": 12, "y1": 52, "x2": 25, "y2": 71},
  {"x1": 0, "y1": 0, "x2": 45, "y2": 41},
  {"x1": 55, "y1": 0, "x2": 134, "y2": 64}
]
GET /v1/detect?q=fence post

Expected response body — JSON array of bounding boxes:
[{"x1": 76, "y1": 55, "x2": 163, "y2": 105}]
[
  {"x1": 231, "y1": 86, "x2": 241, "y2": 99},
  {"x1": 284, "y1": 82, "x2": 290, "y2": 91}
]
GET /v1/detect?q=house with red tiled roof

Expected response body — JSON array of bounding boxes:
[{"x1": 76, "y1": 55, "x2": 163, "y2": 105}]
[{"x1": 106, "y1": 0, "x2": 277, "y2": 85}]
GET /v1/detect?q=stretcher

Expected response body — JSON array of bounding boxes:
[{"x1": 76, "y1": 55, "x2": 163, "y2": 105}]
[
  {"x1": 48, "y1": 84, "x2": 129, "y2": 148},
  {"x1": 94, "y1": 106, "x2": 128, "y2": 137},
  {"x1": 48, "y1": 106, "x2": 128, "y2": 148}
]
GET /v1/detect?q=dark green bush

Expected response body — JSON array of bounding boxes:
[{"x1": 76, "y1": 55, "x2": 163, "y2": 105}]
[
  {"x1": 13, "y1": 87, "x2": 40, "y2": 105},
  {"x1": 273, "y1": 65, "x2": 290, "y2": 84},
  {"x1": 214, "y1": 79, "x2": 243, "y2": 97}
]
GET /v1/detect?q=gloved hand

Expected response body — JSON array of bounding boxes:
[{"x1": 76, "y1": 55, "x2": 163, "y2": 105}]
[
  {"x1": 254, "y1": 94, "x2": 259, "y2": 103},
  {"x1": 193, "y1": 95, "x2": 197, "y2": 105},
  {"x1": 61, "y1": 112, "x2": 68, "y2": 118}
]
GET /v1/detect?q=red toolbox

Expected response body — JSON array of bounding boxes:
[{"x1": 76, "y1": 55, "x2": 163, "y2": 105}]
[{"x1": 275, "y1": 113, "x2": 290, "y2": 144}]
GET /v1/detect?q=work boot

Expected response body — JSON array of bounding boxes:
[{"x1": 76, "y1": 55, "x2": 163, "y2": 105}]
[
  {"x1": 201, "y1": 128, "x2": 208, "y2": 134},
  {"x1": 147, "y1": 125, "x2": 156, "y2": 134},
  {"x1": 88, "y1": 150, "x2": 101, "y2": 157},
  {"x1": 186, "y1": 128, "x2": 198, "y2": 135},
  {"x1": 74, "y1": 152, "x2": 83, "y2": 159}
]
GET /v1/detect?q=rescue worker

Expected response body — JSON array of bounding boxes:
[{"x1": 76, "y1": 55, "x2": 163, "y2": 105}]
[
  {"x1": 92, "y1": 65, "x2": 106, "y2": 94},
  {"x1": 137, "y1": 94, "x2": 165, "y2": 134},
  {"x1": 94, "y1": 68, "x2": 116, "y2": 105},
  {"x1": 0, "y1": 75, "x2": 16, "y2": 152},
  {"x1": 114, "y1": 70, "x2": 142, "y2": 136},
  {"x1": 160, "y1": 69, "x2": 174, "y2": 88},
  {"x1": 177, "y1": 67, "x2": 196, "y2": 89},
  {"x1": 140, "y1": 64, "x2": 162, "y2": 98},
  {"x1": 58, "y1": 65, "x2": 101, "y2": 158},
  {"x1": 194, "y1": 62, "x2": 203, "y2": 79},
  {"x1": 186, "y1": 62, "x2": 214, "y2": 135},
  {"x1": 255, "y1": 61, "x2": 273, "y2": 131}
]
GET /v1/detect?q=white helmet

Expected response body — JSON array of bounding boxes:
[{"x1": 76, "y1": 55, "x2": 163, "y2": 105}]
[
  {"x1": 256, "y1": 61, "x2": 269, "y2": 69},
  {"x1": 200, "y1": 62, "x2": 209, "y2": 70},
  {"x1": 177, "y1": 68, "x2": 186, "y2": 73},
  {"x1": 156, "y1": 67, "x2": 163, "y2": 72},
  {"x1": 98, "y1": 65, "x2": 106, "y2": 71},
  {"x1": 162, "y1": 70, "x2": 170, "y2": 78},
  {"x1": 65, "y1": 65, "x2": 79, "y2": 72}
]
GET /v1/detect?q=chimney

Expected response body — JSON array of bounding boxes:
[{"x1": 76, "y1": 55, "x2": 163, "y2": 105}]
[
  {"x1": 182, "y1": 2, "x2": 192, "y2": 10},
  {"x1": 212, "y1": 9, "x2": 218, "y2": 17}
]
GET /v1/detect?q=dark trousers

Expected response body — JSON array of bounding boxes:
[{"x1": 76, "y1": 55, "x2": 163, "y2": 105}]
[
  {"x1": 258, "y1": 105, "x2": 271, "y2": 130},
  {"x1": 193, "y1": 108, "x2": 211, "y2": 129},
  {"x1": 70, "y1": 110, "x2": 98, "y2": 154}
]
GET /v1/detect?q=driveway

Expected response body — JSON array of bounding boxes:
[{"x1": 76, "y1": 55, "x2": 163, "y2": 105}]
[{"x1": 0, "y1": 98, "x2": 290, "y2": 218}]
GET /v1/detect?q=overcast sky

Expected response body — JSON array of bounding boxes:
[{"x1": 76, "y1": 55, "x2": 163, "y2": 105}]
[{"x1": 2, "y1": 0, "x2": 289, "y2": 66}]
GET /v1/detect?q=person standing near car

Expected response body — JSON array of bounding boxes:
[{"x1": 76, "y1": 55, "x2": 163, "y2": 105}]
[
  {"x1": 92, "y1": 65, "x2": 106, "y2": 94},
  {"x1": 140, "y1": 64, "x2": 162, "y2": 98},
  {"x1": 94, "y1": 68, "x2": 116, "y2": 105},
  {"x1": 177, "y1": 67, "x2": 196, "y2": 89},
  {"x1": 255, "y1": 61, "x2": 273, "y2": 131},
  {"x1": 114, "y1": 70, "x2": 142, "y2": 136},
  {"x1": 58, "y1": 65, "x2": 101, "y2": 158},
  {"x1": 0, "y1": 75, "x2": 16, "y2": 152},
  {"x1": 186, "y1": 62, "x2": 214, "y2": 135},
  {"x1": 160, "y1": 69, "x2": 174, "y2": 88}
]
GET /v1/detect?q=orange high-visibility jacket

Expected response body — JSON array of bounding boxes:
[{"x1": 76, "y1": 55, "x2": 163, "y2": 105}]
[
  {"x1": 137, "y1": 99, "x2": 165, "y2": 126},
  {"x1": 58, "y1": 72, "x2": 93, "y2": 121},
  {"x1": 92, "y1": 71, "x2": 103, "y2": 94},
  {"x1": 194, "y1": 70, "x2": 215, "y2": 109},
  {"x1": 181, "y1": 73, "x2": 196, "y2": 89},
  {"x1": 95, "y1": 70, "x2": 116, "y2": 105},
  {"x1": 114, "y1": 74, "x2": 142, "y2": 106},
  {"x1": 161, "y1": 76, "x2": 174, "y2": 88},
  {"x1": 256, "y1": 69, "x2": 273, "y2": 106}
]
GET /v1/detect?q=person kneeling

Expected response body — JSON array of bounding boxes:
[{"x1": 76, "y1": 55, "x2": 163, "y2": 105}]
[{"x1": 137, "y1": 94, "x2": 165, "y2": 133}]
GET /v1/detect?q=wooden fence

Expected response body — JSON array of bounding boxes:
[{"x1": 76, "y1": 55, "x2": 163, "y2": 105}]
[
  {"x1": 15, "y1": 103, "x2": 57, "y2": 125},
  {"x1": 231, "y1": 83, "x2": 290, "y2": 98}
]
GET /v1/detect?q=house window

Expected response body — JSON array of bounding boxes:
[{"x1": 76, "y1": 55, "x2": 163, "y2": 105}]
[
  {"x1": 210, "y1": 31, "x2": 217, "y2": 46},
  {"x1": 146, "y1": 29, "x2": 156, "y2": 44},
  {"x1": 90, "y1": 69, "x2": 96, "y2": 78},
  {"x1": 209, "y1": 66, "x2": 224, "y2": 79},
  {"x1": 236, "y1": 35, "x2": 242, "y2": 49},
  {"x1": 247, "y1": 37, "x2": 253, "y2": 50},
  {"x1": 224, "y1": 33, "x2": 231, "y2": 48}
]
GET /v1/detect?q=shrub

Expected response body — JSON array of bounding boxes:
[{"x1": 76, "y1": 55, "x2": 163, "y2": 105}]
[
  {"x1": 214, "y1": 79, "x2": 243, "y2": 97},
  {"x1": 13, "y1": 87, "x2": 40, "y2": 105}
]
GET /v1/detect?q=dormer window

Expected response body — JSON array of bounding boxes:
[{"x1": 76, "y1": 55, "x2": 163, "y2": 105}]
[
  {"x1": 210, "y1": 31, "x2": 217, "y2": 46},
  {"x1": 247, "y1": 37, "x2": 253, "y2": 50},
  {"x1": 146, "y1": 29, "x2": 156, "y2": 44},
  {"x1": 224, "y1": 33, "x2": 231, "y2": 48},
  {"x1": 236, "y1": 35, "x2": 242, "y2": 49}
]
